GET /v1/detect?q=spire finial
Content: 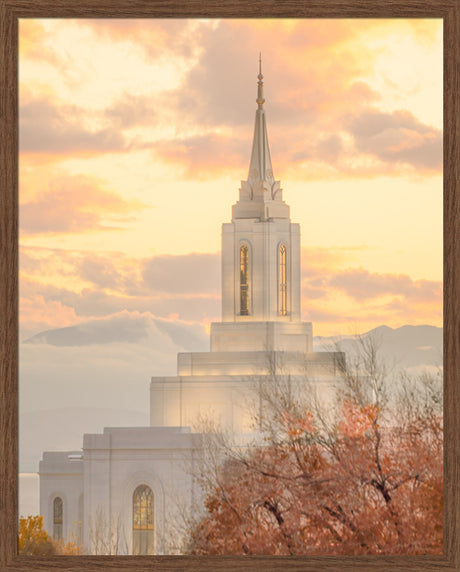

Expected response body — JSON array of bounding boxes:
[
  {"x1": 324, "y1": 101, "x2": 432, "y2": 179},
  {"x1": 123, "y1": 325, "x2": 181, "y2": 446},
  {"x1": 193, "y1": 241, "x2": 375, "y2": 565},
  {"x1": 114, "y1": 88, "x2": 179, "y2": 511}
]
[
  {"x1": 243, "y1": 54, "x2": 278, "y2": 193},
  {"x1": 256, "y1": 53, "x2": 265, "y2": 109}
]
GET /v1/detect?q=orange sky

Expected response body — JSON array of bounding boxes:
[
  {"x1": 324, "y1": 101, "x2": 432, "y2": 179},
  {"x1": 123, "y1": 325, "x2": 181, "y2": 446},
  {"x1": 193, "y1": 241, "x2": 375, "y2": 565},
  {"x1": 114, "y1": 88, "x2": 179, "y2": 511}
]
[{"x1": 18, "y1": 18, "x2": 443, "y2": 338}]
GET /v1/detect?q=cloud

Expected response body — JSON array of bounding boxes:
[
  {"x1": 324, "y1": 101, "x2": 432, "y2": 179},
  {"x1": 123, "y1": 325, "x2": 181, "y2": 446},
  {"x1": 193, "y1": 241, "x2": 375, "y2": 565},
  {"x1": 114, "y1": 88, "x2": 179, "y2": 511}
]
[
  {"x1": 19, "y1": 310, "x2": 209, "y2": 421},
  {"x1": 315, "y1": 134, "x2": 344, "y2": 162},
  {"x1": 19, "y1": 20, "x2": 61, "y2": 66},
  {"x1": 20, "y1": 244, "x2": 441, "y2": 341},
  {"x1": 300, "y1": 246, "x2": 367, "y2": 299},
  {"x1": 23, "y1": 311, "x2": 208, "y2": 350},
  {"x1": 42, "y1": 249, "x2": 221, "y2": 296},
  {"x1": 20, "y1": 97, "x2": 126, "y2": 154},
  {"x1": 19, "y1": 248, "x2": 222, "y2": 335},
  {"x1": 18, "y1": 307, "x2": 210, "y2": 471},
  {"x1": 19, "y1": 295, "x2": 80, "y2": 341},
  {"x1": 171, "y1": 22, "x2": 265, "y2": 129},
  {"x1": 69, "y1": 289, "x2": 220, "y2": 323},
  {"x1": 296, "y1": 246, "x2": 442, "y2": 333},
  {"x1": 20, "y1": 175, "x2": 146, "y2": 234},
  {"x1": 78, "y1": 18, "x2": 201, "y2": 60},
  {"x1": 77, "y1": 254, "x2": 128, "y2": 290},
  {"x1": 19, "y1": 276, "x2": 220, "y2": 339},
  {"x1": 380, "y1": 297, "x2": 443, "y2": 324},
  {"x1": 301, "y1": 245, "x2": 366, "y2": 270},
  {"x1": 142, "y1": 253, "x2": 220, "y2": 294},
  {"x1": 18, "y1": 312, "x2": 209, "y2": 470},
  {"x1": 151, "y1": 133, "x2": 248, "y2": 179},
  {"x1": 299, "y1": 248, "x2": 442, "y2": 307},
  {"x1": 171, "y1": 20, "x2": 378, "y2": 130},
  {"x1": 104, "y1": 93, "x2": 158, "y2": 129},
  {"x1": 329, "y1": 267, "x2": 442, "y2": 301},
  {"x1": 163, "y1": 20, "x2": 440, "y2": 180},
  {"x1": 346, "y1": 109, "x2": 442, "y2": 170},
  {"x1": 124, "y1": 20, "x2": 380, "y2": 181},
  {"x1": 19, "y1": 19, "x2": 441, "y2": 183}
]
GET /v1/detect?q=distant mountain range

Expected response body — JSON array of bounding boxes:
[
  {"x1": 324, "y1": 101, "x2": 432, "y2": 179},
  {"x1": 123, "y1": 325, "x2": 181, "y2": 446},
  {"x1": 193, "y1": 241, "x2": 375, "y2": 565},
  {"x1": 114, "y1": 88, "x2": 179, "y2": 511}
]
[
  {"x1": 24, "y1": 317, "x2": 442, "y2": 370},
  {"x1": 314, "y1": 324, "x2": 442, "y2": 369},
  {"x1": 20, "y1": 322, "x2": 442, "y2": 472},
  {"x1": 23, "y1": 312, "x2": 209, "y2": 352}
]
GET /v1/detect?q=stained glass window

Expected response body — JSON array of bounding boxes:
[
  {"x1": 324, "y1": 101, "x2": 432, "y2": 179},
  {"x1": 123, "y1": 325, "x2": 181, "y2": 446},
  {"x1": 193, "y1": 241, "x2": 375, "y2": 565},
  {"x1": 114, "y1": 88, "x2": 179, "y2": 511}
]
[
  {"x1": 132, "y1": 485, "x2": 154, "y2": 555},
  {"x1": 53, "y1": 497, "x2": 63, "y2": 540},
  {"x1": 280, "y1": 245, "x2": 287, "y2": 315},
  {"x1": 240, "y1": 245, "x2": 249, "y2": 315}
]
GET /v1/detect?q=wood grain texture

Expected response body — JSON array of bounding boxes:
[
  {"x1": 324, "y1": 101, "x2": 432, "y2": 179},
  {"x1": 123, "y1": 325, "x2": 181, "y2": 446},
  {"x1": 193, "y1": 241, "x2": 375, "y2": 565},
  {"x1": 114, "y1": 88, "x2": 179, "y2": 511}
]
[
  {"x1": 443, "y1": 1, "x2": 460, "y2": 569},
  {"x1": 1, "y1": 0, "x2": 458, "y2": 18},
  {"x1": 0, "y1": 1, "x2": 19, "y2": 570},
  {"x1": 1, "y1": 1, "x2": 458, "y2": 571}
]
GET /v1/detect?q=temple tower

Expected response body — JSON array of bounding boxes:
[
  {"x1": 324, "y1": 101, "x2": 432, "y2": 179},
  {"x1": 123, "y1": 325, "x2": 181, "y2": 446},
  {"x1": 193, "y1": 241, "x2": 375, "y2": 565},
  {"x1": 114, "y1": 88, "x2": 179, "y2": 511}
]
[
  {"x1": 212, "y1": 57, "x2": 310, "y2": 353},
  {"x1": 149, "y1": 60, "x2": 342, "y2": 431}
]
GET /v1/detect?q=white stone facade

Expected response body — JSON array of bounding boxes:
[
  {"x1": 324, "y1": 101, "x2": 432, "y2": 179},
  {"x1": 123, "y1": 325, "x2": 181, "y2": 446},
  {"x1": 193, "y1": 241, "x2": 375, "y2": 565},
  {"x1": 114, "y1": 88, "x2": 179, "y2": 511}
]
[
  {"x1": 39, "y1": 64, "x2": 343, "y2": 554},
  {"x1": 40, "y1": 452, "x2": 84, "y2": 546},
  {"x1": 40, "y1": 428, "x2": 203, "y2": 554}
]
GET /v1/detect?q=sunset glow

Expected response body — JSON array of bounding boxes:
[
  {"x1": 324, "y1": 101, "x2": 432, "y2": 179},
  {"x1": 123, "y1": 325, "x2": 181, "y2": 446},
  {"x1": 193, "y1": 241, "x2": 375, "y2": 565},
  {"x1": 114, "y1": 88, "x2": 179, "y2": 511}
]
[{"x1": 19, "y1": 18, "x2": 443, "y2": 337}]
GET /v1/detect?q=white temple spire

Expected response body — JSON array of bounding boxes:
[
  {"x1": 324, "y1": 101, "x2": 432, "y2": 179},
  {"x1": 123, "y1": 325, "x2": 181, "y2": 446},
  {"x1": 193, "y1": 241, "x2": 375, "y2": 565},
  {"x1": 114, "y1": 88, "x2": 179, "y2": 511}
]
[
  {"x1": 232, "y1": 58, "x2": 289, "y2": 221},
  {"x1": 247, "y1": 55, "x2": 274, "y2": 187}
]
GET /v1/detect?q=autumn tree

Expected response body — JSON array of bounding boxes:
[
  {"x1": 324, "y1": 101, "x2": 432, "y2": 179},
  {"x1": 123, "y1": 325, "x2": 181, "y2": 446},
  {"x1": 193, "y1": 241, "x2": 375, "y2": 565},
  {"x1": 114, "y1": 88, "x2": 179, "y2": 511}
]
[
  {"x1": 188, "y1": 336, "x2": 443, "y2": 555},
  {"x1": 18, "y1": 515, "x2": 82, "y2": 555}
]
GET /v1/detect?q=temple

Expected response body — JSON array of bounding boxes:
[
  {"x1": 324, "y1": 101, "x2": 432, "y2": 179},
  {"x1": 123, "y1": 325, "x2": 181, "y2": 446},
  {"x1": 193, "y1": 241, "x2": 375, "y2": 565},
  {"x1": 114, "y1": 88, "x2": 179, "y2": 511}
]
[{"x1": 39, "y1": 61, "x2": 343, "y2": 554}]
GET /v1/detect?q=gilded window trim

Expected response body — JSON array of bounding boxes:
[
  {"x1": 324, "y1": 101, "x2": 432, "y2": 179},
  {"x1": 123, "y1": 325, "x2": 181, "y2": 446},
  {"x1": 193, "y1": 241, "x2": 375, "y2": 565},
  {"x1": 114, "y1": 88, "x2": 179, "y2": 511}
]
[{"x1": 279, "y1": 243, "x2": 288, "y2": 316}]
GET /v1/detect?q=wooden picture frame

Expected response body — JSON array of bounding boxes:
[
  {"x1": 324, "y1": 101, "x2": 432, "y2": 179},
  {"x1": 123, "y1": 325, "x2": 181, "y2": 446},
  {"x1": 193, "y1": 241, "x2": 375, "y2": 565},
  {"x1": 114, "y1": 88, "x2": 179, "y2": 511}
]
[{"x1": 1, "y1": 1, "x2": 458, "y2": 570}]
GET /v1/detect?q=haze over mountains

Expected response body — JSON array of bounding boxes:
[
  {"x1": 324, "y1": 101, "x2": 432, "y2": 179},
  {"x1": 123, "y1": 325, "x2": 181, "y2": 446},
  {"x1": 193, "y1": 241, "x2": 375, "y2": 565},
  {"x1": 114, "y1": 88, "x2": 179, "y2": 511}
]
[
  {"x1": 20, "y1": 316, "x2": 442, "y2": 472},
  {"x1": 20, "y1": 313, "x2": 208, "y2": 471},
  {"x1": 315, "y1": 324, "x2": 442, "y2": 370},
  {"x1": 23, "y1": 312, "x2": 209, "y2": 349}
]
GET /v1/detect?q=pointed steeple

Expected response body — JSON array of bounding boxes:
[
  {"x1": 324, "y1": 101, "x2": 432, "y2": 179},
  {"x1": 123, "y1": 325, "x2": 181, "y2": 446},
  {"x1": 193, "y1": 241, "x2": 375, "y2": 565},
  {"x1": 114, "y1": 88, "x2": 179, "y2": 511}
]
[
  {"x1": 232, "y1": 57, "x2": 289, "y2": 221},
  {"x1": 247, "y1": 54, "x2": 275, "y2": 187},
  {"x1": 256, "y1": 52, "x2": 265, "y2": 109}
]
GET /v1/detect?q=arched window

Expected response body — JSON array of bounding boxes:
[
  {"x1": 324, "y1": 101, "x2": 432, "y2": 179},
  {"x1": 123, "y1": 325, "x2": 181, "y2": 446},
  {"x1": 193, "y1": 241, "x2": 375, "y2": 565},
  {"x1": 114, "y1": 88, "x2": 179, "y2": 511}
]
[
  {"x1": 53, "y1": 497, "x2": 63, "y2": 541},
  {"x1": 132, "y1": 485, "x2": 154, "y2": 555},
  {"x1": 240, "y1": 245, "x2": 249, "y2": 315},
  {"x1": 279, "y1": 245, "x2": 287, "y2": 316}
]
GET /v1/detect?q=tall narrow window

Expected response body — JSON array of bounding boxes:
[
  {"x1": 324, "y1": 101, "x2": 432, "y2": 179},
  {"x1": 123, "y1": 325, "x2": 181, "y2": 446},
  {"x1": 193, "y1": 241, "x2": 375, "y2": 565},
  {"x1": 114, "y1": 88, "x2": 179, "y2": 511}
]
[
  {"x1": 53, "y1": 497, "x2": 63, "y2": 541},
  {"x1": 132, "y1": 485, "x2": 154, "y2": 555},
  {"x1": 240, "y1": 245, "x2": 249, "y2": 315},
  {"x1": 279, "y1": 245, "x2": 287, "y2": 316}
]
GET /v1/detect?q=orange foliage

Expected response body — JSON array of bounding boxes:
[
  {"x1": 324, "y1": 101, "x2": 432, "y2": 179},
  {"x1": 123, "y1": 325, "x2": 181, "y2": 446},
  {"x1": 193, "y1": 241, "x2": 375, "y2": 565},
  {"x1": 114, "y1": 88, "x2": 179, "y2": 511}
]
[
  {"x1": 18, "y1": 515, "x2": 55, "y2": 556},
  {"x1": 189, "y1": 399, "x2": 442, "y2": 555},
  {"x1": 18, "y1": 515, "x2": 82, "y2": 556}
]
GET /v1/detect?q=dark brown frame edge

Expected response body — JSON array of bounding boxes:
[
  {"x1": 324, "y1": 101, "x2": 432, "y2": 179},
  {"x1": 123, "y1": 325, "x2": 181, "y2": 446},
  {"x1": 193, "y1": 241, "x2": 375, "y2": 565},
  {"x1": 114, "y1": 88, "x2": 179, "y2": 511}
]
[{"x1": 0, "y1": 1, "x2": 458, "y2": 570}]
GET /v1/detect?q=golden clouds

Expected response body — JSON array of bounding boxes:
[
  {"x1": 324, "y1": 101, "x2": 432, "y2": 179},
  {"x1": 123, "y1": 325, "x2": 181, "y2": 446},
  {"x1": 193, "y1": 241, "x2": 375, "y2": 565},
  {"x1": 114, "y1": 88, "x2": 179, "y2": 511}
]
[
  {"x1": 300, "y1": 247, "x2": 442, "y2": 336},
  {"x1": 18, "y1": 18, "x2": 442, "y2": 336},
  {"x1": 345, "y1": 109, "x2": 442, "y2": 171},
  {"x1": 20, "y1": 175, "x2": 146, "y2": 235},
  {"x1": 19, "y1": 20, "x2": 45, "y2": 58},
  {"x1": 19, "y1": 20, "x2": 57, "y2": 65},
  {"x1": 329, "y1": 268, "x2": 441, "y2": 302},
  {"x1": 19, "y1": 243, "x2": 441, "y2": 340},
  {"x1": 19, "y1": 295, "x2": 80, "y2": 340},
  {"x1": 20, "y1": 96, "x2": 127, "y2": 155},
  {"x1": 19, "y1": 247, "x2": 221, "y2": 339},
  {"x1": 18, "y1": 18, "x2": 442, "y2": 179},
  {"x1": 152, "y1": 133, "x2": 248, "y2": 180}
]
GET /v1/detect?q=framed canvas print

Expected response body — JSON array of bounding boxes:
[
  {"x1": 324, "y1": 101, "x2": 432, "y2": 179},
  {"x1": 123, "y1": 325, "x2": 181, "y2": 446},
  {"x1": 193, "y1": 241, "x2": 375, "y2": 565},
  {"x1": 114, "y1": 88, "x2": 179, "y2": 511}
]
[{"x1": 1, "y1": 1, "x2": 459, "y2": 571}]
